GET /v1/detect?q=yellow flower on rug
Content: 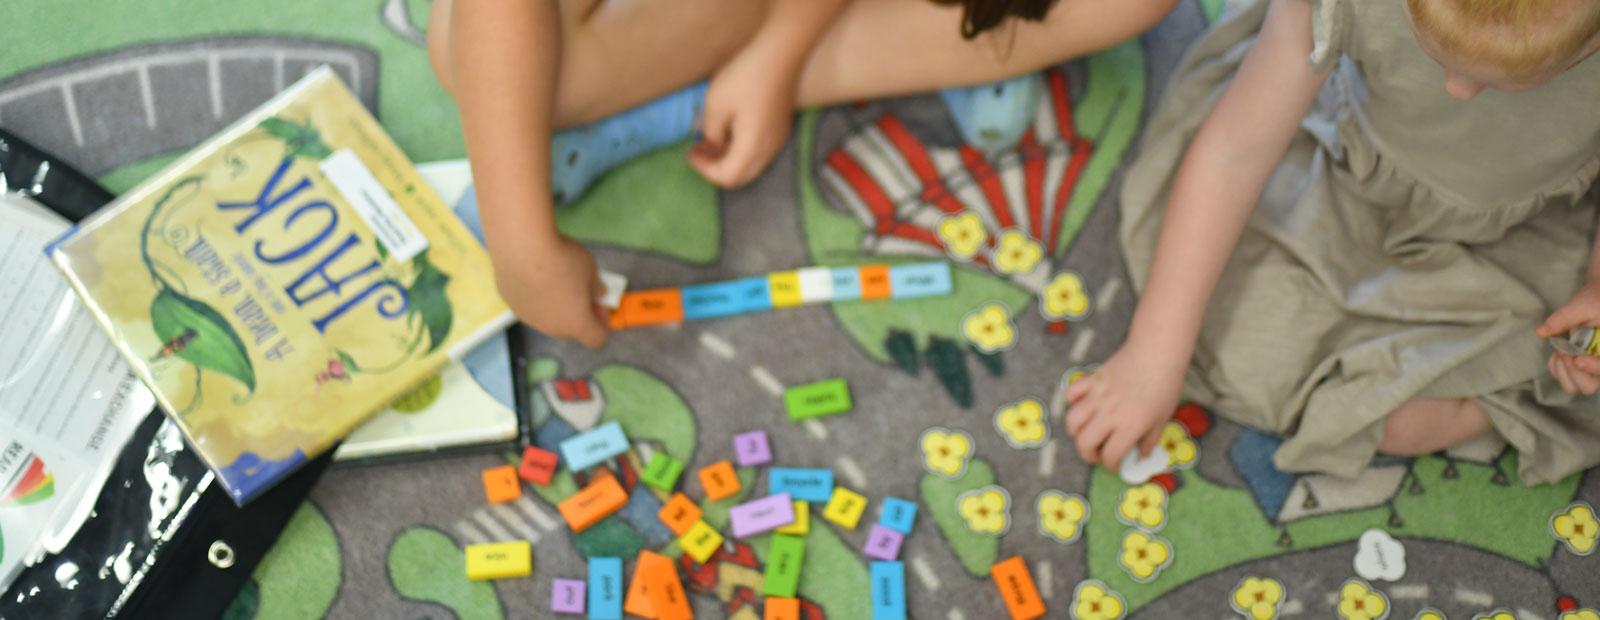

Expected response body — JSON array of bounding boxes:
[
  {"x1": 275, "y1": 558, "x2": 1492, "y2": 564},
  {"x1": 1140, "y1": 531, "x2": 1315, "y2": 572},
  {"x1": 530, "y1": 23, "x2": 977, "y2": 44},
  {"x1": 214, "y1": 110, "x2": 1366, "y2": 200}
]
[
  {"x1": 1230, "y1": 576, "x2": 1285, "y2": 620},
  {"x1": 1472, "y1": 611, "x2": 1516, "y2": 620},
  {"x1": 920, "y1": 428, "x2": 972, "y2": 478},
  {"x1": 1117, "y1": 483, "x2": 1168, "y2": 532},
  {"x1": 1560, "y1": 609, "x2": 1600, "y2": 620},
  {"x1": 963, "y1": 303, "x2": 1016, "y2": 353},
  {"x1": 1552, "y1": 502, "x2": 1597, "y2": 556},
  {"x1": 1414, "y1": 609, "x2": 1446, "y2": 620},
  {"x1": 1118, "y1": 530, "x2": 1172, "y2": 583},
  {"x1": 993, "y1": 230, "x2": 1043, "y2": 275},
  {"x1": 937, "y1": 211, "x2": 987, "y2": 260},
  {"x1": 1160, "y1": 422, "x2": 1198, "y2": 469},
  {"x1": 1037, "y1": 491, "x2": 1088, "y2": 543},
  {"x1": 1336, "y1": 579, "x2": 1389, "y2": 620},
  {"x1": 958, "y1": 486, "x2": 1010, "y2": 535},
  {"x1": 1042, "y1": 271, "x2": 1091, "y2": 320},
  {"x1": 996, "y1": 399, "x2": 1049, "y2": 447},
  {"x1": 1071, "y1": 580, "x2": 1126, "y2": 620}
]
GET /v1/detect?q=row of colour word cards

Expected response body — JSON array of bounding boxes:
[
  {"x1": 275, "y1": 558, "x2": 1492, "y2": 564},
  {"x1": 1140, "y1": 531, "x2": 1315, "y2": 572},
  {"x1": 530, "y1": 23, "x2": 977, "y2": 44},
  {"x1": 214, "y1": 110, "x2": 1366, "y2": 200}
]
[{"x1": 610, "y1": 262, "x2": 953, "y2": 329}]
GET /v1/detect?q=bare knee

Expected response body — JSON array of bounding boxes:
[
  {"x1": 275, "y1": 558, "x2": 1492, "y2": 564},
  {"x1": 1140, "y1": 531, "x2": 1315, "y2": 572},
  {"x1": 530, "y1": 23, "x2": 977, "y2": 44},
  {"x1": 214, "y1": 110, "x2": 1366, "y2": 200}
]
[{"x1": 1378, "y1": 398, "x2": 1492, "y2": 456}]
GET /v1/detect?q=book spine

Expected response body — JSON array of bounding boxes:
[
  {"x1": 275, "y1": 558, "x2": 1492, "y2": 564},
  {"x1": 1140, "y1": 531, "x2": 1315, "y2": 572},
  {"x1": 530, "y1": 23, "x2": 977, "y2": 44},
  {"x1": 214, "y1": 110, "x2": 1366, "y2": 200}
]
[{"x1": 446, "y1": 310, "x2": 517, "y2": 361}]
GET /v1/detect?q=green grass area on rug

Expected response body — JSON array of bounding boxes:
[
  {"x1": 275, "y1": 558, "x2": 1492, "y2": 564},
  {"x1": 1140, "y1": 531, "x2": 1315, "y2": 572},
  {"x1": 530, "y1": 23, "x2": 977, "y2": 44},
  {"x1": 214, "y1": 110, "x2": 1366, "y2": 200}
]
[
  {"x1": 1086, "y1": 452, "x2": 1581, "y2": 610},
  {"x1": 236, "y1": 504, "x2": 342, "y2": 619},
  {"x1": 387, "y1": 526, "x2": 503, "y2": 620},
  {"x1": 921, "y1": 459, "x2": 1002, "y2": 577}
]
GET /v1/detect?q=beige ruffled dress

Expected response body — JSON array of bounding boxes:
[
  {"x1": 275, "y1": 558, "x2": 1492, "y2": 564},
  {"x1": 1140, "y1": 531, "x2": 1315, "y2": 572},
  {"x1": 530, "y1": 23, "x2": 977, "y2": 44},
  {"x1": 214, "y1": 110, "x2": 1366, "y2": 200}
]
[{"x1": 1119, "y1": 0, "x2": 1600, "y2": 483}]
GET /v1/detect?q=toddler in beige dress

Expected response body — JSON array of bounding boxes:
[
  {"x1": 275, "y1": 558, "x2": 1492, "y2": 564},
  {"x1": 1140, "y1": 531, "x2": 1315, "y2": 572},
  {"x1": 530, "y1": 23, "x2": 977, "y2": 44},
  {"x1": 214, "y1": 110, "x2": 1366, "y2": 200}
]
[{"x1": 1068, "y1": 0, "x2": 1600, "y2": 484}]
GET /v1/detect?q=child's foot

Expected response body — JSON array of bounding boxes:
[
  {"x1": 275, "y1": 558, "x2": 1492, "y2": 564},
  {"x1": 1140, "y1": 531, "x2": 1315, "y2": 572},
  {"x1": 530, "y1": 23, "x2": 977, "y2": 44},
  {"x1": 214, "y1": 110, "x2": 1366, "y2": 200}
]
[
  {"x1": 550, "y1": 82, "x2": 708, "y2": 205},
  {"x1": 1378, "y1": 397, "x2": 1492, "y2": 455},
  {"x1": 938, "y1": 73, "x2": 1044, "y2": 155}
]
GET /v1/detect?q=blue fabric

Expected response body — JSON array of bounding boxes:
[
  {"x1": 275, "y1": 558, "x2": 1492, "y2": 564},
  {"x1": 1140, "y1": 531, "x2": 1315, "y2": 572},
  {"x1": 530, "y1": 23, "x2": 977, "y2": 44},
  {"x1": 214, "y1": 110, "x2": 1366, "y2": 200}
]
[
  {"x1": 938, "y1": 73, "x2": 1044, "y2": 154},
  {"x1": 550, "y1": 82, "x2": 707, "y2": 205}
]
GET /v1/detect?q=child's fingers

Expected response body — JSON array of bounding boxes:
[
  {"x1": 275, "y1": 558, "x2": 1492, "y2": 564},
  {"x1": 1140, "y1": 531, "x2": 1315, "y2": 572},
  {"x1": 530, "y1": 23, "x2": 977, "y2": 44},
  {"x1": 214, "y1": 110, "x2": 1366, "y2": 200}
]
[
  {"x1": 1536, "y1": 303, "x2": 1590, "y2": 339},
  {"x1": 1573, "y1": 354, "x2": 1600, "y2": 376},
  {"x1": 1565, "y1": 357, "x2": 1600, "y2": 395},
  {"x1": 1065, "y1": 376, "x2": 1092, "y2": 402},
  {"x1": 1065, "y1": 393, "x2": 1094, "y2": 436},
  {"x1": 1552, "y1": 354, "x2": 1579, "y2": 394},
  {"x1": 573, "y1": 313, "x2": 609, "y2": 350},
  {"x1": 686, "y1": 108, "x2": 733, "y2": 177},
  {"x1": 1102, "y1": 427, "x2": 1142, "y2": 473},
  {"x1": 1074, "y1": 412, "x2": 1115, "y2": 465},
  {"x1": 1137, "y1": 424, "x2": 1164, "y2": 456}
]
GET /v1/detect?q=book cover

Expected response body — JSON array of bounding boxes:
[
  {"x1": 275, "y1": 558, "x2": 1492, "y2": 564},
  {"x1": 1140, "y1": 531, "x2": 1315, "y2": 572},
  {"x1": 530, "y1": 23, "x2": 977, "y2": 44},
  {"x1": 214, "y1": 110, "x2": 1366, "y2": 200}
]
[{"x1": 46, "y1": 68, "x2": 511, "y2": 504}]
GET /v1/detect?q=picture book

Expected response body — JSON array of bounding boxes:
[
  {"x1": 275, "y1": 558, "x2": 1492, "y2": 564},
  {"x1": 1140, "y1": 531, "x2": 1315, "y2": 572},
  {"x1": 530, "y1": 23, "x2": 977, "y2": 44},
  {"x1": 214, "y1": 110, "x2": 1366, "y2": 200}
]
[
  {"x1": 333, "y1": 161, "x2": 522, "y2": 462},
  {"x1": 46, "y1": 68, "x2": 512, "y2": 504}
]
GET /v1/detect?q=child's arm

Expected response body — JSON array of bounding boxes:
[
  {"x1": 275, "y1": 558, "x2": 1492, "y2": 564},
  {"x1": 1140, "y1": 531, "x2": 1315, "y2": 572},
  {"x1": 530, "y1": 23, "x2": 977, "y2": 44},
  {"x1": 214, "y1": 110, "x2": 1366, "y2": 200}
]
[
  {"x1": 449, "y1": 2, "x2": 609, "y2": 348},
  {"x1": 1065, "y1": 0, "x2": 1332, "y2": 469},
  {"x1": 1535, "y1": 228, "x2": 1600, "y2": 394},
  {"x1": 688, "y1": 0, "x2": 849, "y2": 187}
]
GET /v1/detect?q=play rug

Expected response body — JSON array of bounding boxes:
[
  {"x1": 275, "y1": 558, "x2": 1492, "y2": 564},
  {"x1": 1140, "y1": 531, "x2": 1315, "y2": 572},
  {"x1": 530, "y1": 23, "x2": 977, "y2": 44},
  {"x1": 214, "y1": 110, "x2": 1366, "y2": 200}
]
[{"x1": 2, "y1": 0, "x2": 1596, "y2": 617}]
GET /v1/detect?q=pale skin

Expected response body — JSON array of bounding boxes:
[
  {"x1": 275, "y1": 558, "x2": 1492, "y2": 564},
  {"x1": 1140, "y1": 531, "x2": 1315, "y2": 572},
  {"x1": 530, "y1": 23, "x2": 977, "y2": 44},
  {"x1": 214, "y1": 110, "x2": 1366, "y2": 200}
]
[
  {"x1": 1067, "y1": 0, "x2": 1600, "y2": 471},
  {"x1": 428, "y1": 0, "x2": 1181, "y2": 348}
]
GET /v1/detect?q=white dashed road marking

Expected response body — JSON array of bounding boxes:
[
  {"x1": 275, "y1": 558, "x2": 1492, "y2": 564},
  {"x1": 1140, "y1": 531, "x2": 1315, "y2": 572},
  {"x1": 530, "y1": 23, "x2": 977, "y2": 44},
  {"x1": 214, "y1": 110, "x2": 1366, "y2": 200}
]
[
  {"x1": 911, "y1": 554, "x2": 942, "y2": 591},
  {"x1": 750, "y1": 366, "x2": 784, "y2": 397},
  {"x1": 1038, "y1": 440, "x2": 1057, "y2": 476},
  {"x1": 1097, "y1": 276, "x2": 1122, "y2": 313},
  {"x1": 1036, "y1": 560, "x2": 1053, "y2": 599},
  {"x1": 1389, "y1": 585, "x2": 1429, "y2": 600},
  {"x1": 836, "y1": 456, "x2": 868, "y2": 489},
  {"x1": 698, "y1": 332, "x2": 736, "y2": 359},
  {"x1": 1069, "y1": 327, "x2": 1095, "y2": 363},
  {"x1": 1280, "y1": 599, "x2": 1304, "y2": 616},
  {"x1": 947, "y1": 609, "x2": 966, "y2": 620},
  {"x1": 805, "y1": 420, "x2": 829, "y2": 441},
  {"x1": 1454, "y1": 587, "x2": 1494, "y2": 608}
]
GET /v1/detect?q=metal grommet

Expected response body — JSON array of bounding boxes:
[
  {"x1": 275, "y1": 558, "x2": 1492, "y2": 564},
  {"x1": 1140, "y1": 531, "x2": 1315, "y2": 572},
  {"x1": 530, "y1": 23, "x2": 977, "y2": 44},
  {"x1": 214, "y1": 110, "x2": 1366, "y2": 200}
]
[{"x1": 208, "y1": 540, "x2": 236, "y2": 569}]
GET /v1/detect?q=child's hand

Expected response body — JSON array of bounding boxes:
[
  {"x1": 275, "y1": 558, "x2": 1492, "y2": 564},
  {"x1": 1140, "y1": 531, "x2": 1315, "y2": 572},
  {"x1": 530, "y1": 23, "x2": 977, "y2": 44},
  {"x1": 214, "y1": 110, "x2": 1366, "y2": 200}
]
[
  {"x1": 496, "y1": 236, "x2": 610, "y2": 349},
  {"x1": 1064, "y1": 342, "x2": 1187, "y2": 470},
  {"x1": 688, "y1": 42, "x2": 796, "y2": 189},
  {"x1": 1536, "y1": 282, "x2": 1600, "y2": 394}
]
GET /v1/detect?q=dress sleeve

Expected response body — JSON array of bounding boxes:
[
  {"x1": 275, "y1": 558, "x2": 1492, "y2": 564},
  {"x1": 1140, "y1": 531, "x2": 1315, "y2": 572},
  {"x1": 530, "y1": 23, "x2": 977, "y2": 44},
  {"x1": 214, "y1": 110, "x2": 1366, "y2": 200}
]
[{"x1": 1307, "y1": 0, "x2": 1351, "y2": 74}]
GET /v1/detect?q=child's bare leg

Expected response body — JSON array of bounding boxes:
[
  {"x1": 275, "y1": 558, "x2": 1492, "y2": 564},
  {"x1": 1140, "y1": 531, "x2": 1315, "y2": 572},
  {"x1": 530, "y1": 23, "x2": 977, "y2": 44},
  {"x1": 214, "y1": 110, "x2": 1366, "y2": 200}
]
[
  {"x1": 428, "y1": 0, "x2": 765, "y2": 128},
  {"x1": 796, "y1": 0, "x2": 1181, "y2": 106},
  {"x1": 1377, "y1": 397, "x2": 1493, "y2": 456},
  {"x1": 432, "y1": 0, "x2": 1178, "y2": 127}
]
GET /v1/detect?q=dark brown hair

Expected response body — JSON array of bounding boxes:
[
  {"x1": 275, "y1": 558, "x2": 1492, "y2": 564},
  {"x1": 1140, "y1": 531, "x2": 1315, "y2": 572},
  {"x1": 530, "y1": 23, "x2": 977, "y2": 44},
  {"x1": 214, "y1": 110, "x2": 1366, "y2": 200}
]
[{"x1": 932, "y1": 0, "x2": 1060, "y2": 39}]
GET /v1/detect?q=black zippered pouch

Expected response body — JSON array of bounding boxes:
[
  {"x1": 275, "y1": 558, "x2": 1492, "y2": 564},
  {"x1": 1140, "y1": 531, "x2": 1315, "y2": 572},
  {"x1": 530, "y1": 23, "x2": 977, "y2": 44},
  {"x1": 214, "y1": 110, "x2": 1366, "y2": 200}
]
[{"x1": 0, "y1": 127, "x2": 330, "y2": 620}]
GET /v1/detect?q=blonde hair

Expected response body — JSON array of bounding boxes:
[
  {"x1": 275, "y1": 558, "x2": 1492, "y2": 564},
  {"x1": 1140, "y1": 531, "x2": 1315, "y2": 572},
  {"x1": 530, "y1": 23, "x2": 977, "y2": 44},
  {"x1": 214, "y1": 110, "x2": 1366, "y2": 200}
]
[{"x1": 1407, "y1": 0, "x2": 1600, "y2": 79}]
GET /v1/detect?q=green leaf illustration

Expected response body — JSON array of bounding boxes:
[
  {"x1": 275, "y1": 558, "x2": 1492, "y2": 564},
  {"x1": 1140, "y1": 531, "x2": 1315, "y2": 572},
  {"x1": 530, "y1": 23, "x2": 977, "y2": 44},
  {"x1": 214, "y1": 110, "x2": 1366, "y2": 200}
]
[
  {"x1": 291, "y1": 142, "x2": 332, "y2": 160},
  {"x1": 970, "y1": 345, "x2": 1004, "y2": 377},
  {"x1": 926, "y1": 337, "x2": 972, "y2": 408},
  {"x1": 336, "y1": 350, "x2": 363, "y2": 374},
  {"x1": 258, "y1": 117, "x2": 305, "y2": 142},
  {"x1": 258, "y1": 117, "x2": 331, "y2": 161},
  {"x1": 407, "y1": 254, "x2": 454, "y2": 354},
  {"x1": 151, "y1": 289, "x2": 256, "y2": 393},
  {"x1": 885, "y1": 329, "x2": 921, "y2": 375}
]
